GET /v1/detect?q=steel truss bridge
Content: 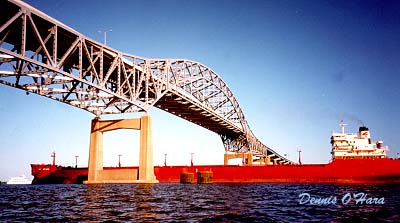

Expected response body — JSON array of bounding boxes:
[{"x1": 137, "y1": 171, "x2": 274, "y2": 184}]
[{"x1": 0, "y1": 0, "x2": 293, "y2": 164}]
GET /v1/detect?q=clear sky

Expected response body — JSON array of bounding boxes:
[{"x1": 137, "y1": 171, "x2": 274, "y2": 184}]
[{"x1": 1, "y1": 0, "x2": 399, "y2": 181}]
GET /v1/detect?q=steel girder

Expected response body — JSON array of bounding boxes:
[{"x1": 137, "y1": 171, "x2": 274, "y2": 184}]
[
  {"x1": 0, "y1": 0, "x2": 293, "y2": 164},
  {"x1": 147, "y1": 59, "x2": 291, "y2": 163}
]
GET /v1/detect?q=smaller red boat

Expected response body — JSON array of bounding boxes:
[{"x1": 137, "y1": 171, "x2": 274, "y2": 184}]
[{"x1": 31, "y1": 122, "x2": 400, "y2": 184}]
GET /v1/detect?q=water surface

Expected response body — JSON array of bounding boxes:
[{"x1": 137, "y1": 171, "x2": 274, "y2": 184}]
[{"x1": 1, "y1": 183, "x2": 399, "y2": 222}]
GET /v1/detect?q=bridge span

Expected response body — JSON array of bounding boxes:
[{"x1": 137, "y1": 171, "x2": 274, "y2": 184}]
[{"x1": 0, "y1": 0, "x2": 294, "y2": 178}]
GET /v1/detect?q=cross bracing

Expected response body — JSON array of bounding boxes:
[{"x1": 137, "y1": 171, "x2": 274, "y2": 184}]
[{"x1": 0, "y1": 0, "x2": 293, "y2": 164}]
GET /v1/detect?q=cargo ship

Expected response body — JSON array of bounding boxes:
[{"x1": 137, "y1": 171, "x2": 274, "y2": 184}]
[{"x1": 31, "y1": 122, "x2": 400, "y2": 184}]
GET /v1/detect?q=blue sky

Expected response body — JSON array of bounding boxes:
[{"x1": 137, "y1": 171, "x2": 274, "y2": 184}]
[{"x1": 1, "y1": 0, "x2": 399, "y2": 181}]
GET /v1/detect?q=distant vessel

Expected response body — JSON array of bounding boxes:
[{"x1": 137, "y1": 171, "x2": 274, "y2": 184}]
[
  {"x1": 7, "y1": 175, "x2": 32, "y2": 185},
  {"x1": 31, "y1": 122, "x2": 400, "y2": 184}
]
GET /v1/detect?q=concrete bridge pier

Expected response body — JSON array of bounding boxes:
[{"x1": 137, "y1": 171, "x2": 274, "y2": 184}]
[
  {"x1": 138, "y1": 115, "x2": 157, "y2": 183},
  {"x1": 84, "y1": 114, "x2": 158, "y2": 184},
  {"x1": 261, "y1": 156, "x2": 271, "y2": 165},
  {"x1": 224, "y1": 152, "x2": 253, "y2": 166},
  {"x1": 224, "y1": 153, "x2": 277, "y2": 165}
]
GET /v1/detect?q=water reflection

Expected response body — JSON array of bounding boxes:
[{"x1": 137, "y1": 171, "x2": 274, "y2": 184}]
[
  {"x1": 83, "y1": 184, "x2": 159, "y2": 222},
  {"x1": 132, "y1": 184, "x2": 159, "y2": 222}
]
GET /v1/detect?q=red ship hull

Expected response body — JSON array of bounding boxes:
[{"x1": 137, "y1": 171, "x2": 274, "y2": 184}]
[{"x1": 31, "y1": 158, "x2": 400, "y2": 184}]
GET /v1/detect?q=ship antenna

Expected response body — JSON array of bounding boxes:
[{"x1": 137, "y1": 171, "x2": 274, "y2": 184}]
[{"x1": 339, "y1": 120, "x2": 347, "y2": 134}]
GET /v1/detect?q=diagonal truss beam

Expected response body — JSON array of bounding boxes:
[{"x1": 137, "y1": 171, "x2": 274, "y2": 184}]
[{"x1": 0, "y1": 0, "x2": 293, "y2": 164}]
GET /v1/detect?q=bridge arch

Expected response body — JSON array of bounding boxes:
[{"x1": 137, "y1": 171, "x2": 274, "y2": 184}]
[{"x1": 0, "y1": 0, "x2": 293, "y2": 164}]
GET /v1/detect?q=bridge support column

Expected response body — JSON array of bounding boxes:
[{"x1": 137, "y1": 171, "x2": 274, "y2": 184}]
[
  {"x1": 224, "y1": 152, "x2": 253, "y2": 166},
  {"x1": 246, "y1": 153, "x2": 253, "y2": 166},
  {"x1": 84, "y1": 115, "x2": 158, "y2": 184},
  {"x1": 262, "y1": 156, "x2": 271, "y2": 165},
  {"x1": 224, "y1": 152, "x2": 245, "y2": 165},
  {"x1": 224, "y1": 153, "x2": 229, "y2": 165},
  {"x1": 138, "y1": 115, "x2": 157, "y2": 182},
  {"x1": 266, "y1": 156, "x2": 271, "y2": 165},
  {"x1": 87, "y1": 118, "x2": 103, "y2": 182}
]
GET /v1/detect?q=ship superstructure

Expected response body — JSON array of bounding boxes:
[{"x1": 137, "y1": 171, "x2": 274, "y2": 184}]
[{"x1": 331, "y1": 122, "x2": 387, "y2": 160}]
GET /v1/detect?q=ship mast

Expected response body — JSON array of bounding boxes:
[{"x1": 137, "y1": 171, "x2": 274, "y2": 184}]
[
  {"x1": 51, "y1": 151, "x2": 56, "y2": 166},
  {"x1": 75, "y1": 155, "x2": 79, "y2": 168},
  {"x1": 298, "y1": 149, "x2": 302, "y2": 165},
  {"x1": 339, "y1": 120, "x2": 347, "y2": 134}
]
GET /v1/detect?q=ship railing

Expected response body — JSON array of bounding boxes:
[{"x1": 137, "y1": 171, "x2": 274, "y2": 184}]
[
  {"x1": 354, "y1": 145, "x2": 389, "y2": 152},
  {"x1": 332, "y1": 145, "x2": 352, "y2": 150},
  {"x1": 335, "y1": 153, "x2": 387, "y2": 159},
  {"x1": 380, "y1": 146, "x2": 389, "y2": 151},
  {"x1": 353, "y1": 147, "x2": 375, "y2": 151}
]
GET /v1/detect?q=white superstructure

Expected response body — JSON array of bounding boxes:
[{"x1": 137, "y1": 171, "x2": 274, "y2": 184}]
[
  {"x1": 331, "y1": 121, "x2": 388, "y2": 160},
  {"x1": 6, "y1": 175, "x2": 32, "y2": 185}
]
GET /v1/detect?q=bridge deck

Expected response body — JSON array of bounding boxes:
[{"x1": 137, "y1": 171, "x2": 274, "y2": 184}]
[
  {"x1": 0, "y1": 0, "x2": 294, "y2": 164},
  {"x1": 155, "y1": 92, "x2": 242, "y2": 137}
]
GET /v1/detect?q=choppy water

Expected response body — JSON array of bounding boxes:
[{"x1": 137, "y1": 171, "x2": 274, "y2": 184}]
[{"x1": 0, "y1": 183, "x2": 399, "y2": 222}]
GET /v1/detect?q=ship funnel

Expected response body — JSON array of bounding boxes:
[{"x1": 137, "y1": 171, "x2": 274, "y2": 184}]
[
  {"x1": 376, "y1": 141, "x2": 383, "y2": 149},
  {"x1": 358, "y1": 126, "x2": 370, "y2": 139}
]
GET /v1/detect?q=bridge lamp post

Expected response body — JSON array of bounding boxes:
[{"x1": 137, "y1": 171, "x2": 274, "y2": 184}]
[
  {"x1": 164, "y1": 153, "x2": 167, "y2": 167},
  {"x1": 98, "y1": 29, "x2": 112, "y2": 46}
]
